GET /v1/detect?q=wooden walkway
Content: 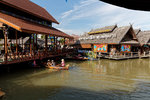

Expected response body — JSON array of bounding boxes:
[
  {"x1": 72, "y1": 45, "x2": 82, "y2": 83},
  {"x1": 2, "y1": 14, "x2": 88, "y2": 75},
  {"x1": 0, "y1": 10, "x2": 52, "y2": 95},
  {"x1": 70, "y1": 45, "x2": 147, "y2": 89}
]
[
  {"x1": 99, "y1": 54, "x2": 150, "y2": 60},
  {"x1": 0, "y1": 50, "x2": 73, "y2": 65}
]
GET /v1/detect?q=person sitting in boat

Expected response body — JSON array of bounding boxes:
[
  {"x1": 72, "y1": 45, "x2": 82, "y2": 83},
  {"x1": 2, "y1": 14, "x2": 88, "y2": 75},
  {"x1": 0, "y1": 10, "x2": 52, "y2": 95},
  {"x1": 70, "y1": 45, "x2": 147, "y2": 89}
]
[
  {"x1": 51, "y1": 60, "x2": 55, "y2": 67},
  {"x1": 61, "y1": 59, "x2": 65, "y2": 67},
  {"x1": 47, "y1": 59, "x2": 52, "y2": 67}
]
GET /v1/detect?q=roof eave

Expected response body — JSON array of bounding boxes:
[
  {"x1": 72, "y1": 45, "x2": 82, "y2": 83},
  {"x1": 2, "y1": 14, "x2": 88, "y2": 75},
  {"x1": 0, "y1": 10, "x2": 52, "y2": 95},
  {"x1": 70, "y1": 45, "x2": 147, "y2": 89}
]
[{"x1": 0, "y1": 1, "x2": 59, "y2": 24}]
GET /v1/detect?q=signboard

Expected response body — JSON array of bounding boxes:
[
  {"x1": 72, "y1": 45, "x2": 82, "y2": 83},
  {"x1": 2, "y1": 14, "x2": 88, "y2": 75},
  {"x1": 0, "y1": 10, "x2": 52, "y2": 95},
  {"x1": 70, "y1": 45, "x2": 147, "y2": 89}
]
[
  {"x1": 121, "y1": 45, "x2": 131, "y2": 53},
  {"x1": 94, "y1": 44, "x2": 108, "y2": 53}
]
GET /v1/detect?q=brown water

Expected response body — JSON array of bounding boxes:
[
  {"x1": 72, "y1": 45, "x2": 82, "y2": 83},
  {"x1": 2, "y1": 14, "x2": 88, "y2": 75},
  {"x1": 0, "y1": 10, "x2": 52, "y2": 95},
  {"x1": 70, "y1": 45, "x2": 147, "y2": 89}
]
[{"x1": 0, "y1": 59, "x2": 150, "y2": 100}]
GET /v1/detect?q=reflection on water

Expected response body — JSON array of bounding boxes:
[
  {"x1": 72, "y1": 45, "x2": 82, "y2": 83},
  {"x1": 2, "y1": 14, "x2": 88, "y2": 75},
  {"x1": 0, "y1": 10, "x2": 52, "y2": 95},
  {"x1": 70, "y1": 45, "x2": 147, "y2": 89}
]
[{"x1": 0, "y1": 59, "x2": 150, "y2": 100}]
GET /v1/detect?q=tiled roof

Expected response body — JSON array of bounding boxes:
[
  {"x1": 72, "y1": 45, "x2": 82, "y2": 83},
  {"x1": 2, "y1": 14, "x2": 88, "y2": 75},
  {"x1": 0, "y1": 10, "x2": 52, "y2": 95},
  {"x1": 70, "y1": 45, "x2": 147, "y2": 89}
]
[
  {"x1": 0, "y1": 12, "x2": 72, "y2": 38},
  {"x1": 0, "y1": 0, "x2": 59, "y2": 24}
]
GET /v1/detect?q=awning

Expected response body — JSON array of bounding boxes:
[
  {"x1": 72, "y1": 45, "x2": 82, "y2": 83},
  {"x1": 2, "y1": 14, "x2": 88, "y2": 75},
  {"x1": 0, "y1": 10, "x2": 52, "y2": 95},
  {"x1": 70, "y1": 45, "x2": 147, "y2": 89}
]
[
  {"x1": 76, "y1": 44, "x2": 92, "y2": 49},
  {"x1": 0, "y1": 13, "x2": 72, "y2": 38}
]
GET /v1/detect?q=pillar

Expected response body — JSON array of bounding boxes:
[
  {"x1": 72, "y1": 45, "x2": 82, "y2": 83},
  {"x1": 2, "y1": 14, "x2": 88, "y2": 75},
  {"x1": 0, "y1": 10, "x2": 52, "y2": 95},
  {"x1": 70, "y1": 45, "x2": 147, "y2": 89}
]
[
  {"x1": 15, "y1": 30, "x2": 18, "y2": 54},
  {"x1": 33, "y1": 34, "x2": 35, "y2": 55},
  {"x1": 45, "y1": 35, "x2": 48, "y2": 52},
  {"x1": 36, "y1": 34, "x2": 37, "y2": 51},
  {"x1": 30, "y1": 35, "x2": 32, "y2": 55},
  {"x1": 4, "y1": 30, "x2": 8, "y2": 62}
]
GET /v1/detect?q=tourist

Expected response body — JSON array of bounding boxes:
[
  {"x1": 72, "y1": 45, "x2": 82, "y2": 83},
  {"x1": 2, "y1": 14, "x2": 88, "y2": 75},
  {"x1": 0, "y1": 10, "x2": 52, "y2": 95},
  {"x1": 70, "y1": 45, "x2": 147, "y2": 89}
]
[
  {"x1": 51, "y1": 60, "x2": 55, "y2": 67},
  {"x1": 61, "y1": 59, "x2": 65, "y2": 67},
  {"x1": 47, "y1": 59, "x2": 51, "y2": 67}
]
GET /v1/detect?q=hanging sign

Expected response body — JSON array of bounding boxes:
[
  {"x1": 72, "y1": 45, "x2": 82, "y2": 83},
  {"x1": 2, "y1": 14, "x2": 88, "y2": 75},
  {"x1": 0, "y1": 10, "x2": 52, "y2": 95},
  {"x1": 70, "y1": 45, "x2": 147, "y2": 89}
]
[
  {"x1": 121, "y1": 45, "x2": 131, "y2": 53},
  {"x1": 93, "y1": 44, "x2": 108, "y2": 53}
]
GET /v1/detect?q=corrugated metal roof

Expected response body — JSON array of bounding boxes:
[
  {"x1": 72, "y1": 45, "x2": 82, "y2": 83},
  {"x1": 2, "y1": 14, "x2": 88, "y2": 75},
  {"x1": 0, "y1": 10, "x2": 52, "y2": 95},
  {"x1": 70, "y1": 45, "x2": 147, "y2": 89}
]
[
  {"x1": 0, "y1": 0, "x2": 59, "y2": 24},
  {"x1": 0, "y1": 12, "x2": 72, "y2": 38}
]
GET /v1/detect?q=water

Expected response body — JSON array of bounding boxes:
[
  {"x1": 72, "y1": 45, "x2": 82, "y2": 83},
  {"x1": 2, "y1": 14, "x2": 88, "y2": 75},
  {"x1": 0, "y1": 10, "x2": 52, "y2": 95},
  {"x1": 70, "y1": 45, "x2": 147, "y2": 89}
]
[{"x1": 0, "y1": 59, "x2": 150, "y2": 100}]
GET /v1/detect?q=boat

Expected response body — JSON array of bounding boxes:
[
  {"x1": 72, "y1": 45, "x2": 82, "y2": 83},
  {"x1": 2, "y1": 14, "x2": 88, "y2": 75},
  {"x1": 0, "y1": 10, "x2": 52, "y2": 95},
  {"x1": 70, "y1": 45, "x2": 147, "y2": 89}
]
[
  {"x1": 66, "y1": 55, "x2": 89, "y2": 60},
  {"x1": 47, "y1": 64, "x2": 70, "y2": 70},
  {"x1": 0, "y1": 90, "x2": 5, "y2": 98}
]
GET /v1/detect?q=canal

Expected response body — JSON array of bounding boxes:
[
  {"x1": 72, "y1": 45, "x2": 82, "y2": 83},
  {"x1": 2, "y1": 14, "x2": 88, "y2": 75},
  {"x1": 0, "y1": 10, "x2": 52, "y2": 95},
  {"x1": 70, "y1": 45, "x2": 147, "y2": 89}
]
[{"x1": 0, "y1": 59, "x2": 150, "y2": 100}]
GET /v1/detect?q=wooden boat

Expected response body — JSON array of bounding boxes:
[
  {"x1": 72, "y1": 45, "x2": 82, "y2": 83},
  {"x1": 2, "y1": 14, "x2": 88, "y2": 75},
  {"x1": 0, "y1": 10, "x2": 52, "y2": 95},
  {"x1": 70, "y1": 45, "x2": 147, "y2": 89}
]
[
  {"x1": 47, "y1": 64, "x2": 70, "y2": 70},
  {"x1": 0, "y1": 90, "x2": 5, "y2": 98},
  {"x1": 66, "y1": 56, "x2": 89, "y2": 60}
]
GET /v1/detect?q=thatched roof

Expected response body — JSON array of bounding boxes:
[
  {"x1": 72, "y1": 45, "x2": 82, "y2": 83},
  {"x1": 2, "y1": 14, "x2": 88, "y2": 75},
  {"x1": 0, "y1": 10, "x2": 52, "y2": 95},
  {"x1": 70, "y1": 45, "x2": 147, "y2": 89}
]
[
  {"x1": 134, "y1": 29, "x2": 141, "y2": 35},
  {"x1": 88, "y1": 25, "x2": 117, "y2": 35},
  {"x1": 137, "y1": 31, "x2": 150, "y2": 45},
  {"x1": 77, "y1": 25, "x2": 138, "y2": 44}
]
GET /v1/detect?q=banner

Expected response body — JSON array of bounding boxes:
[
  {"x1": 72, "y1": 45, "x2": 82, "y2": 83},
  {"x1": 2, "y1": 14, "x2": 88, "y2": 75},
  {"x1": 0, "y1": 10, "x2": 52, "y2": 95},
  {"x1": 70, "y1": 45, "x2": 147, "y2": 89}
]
[
  {"x1": 94, "y1": 44, "x2": 108, "y2": 53},
  {"x1": 121, "y1": 45, "x2": 131, "y2": 53}
]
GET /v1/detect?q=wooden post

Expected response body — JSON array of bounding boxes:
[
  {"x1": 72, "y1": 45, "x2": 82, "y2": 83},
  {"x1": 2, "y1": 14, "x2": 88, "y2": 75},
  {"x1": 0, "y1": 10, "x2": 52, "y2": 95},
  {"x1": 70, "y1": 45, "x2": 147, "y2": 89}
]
[
  {"x1": 131, "y1": 52, "x2": 133, "y2": 57},
  {"x1": 15, "y1": 31, "x2": 18, "y2": 55},
  {"x1": 54, "y1": 36, "x2": 55, "y2": 52},
  {"x1": 22, "y1": 37, "x2": 23, "y2": 58},
  {"x1": 33, "y1": 34, "x2": 35, "y2": 56},
  {"x1": 45, "y1": 35, "x2": 47, "y2": 52},
  {"x1": 30, "y1": 35, "x2": 32, "y2": 55},
  {"x1": 144, "y1": 51, "x2": 145, "y2": 56},
  {"x1": 56, "y1": 37, "x2": 58, "y2": 51},
  {"x1": 36, "y1": 34, "x2": 37, "y2": 52},
  {"x1": 22, "y1": 37, "x2": 24, "y2": 51},
  {"x1": 4, "y1": 30, "x2": 8, "y2": 62}
]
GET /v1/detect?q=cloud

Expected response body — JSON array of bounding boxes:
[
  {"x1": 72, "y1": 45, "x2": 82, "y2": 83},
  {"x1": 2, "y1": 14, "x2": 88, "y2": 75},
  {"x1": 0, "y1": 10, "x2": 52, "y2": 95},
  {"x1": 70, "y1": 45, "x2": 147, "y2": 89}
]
[{"x1": 54, "y1": 0, "x2": 150, "y2": 35}]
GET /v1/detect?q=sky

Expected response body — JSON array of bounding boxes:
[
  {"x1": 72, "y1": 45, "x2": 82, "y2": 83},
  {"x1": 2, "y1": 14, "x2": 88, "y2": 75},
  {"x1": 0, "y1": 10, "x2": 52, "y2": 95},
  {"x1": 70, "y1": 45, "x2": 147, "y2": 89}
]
[{"x1": 31, "y1": 0, "x2": 150, "y2": 35}]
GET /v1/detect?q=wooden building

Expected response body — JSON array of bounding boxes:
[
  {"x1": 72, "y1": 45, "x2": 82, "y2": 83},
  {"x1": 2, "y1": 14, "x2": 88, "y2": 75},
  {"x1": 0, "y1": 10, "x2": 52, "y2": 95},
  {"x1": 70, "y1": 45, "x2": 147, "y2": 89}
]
[
  {"x1": 137, "y1": 31, "x2": 150, "y2": 54},
  {"x1": 0, "y1": 0, "x2": 72, "y2": 65},
  {"x1": 76, "y1": 25, "x2": 140, "y2": 57}
]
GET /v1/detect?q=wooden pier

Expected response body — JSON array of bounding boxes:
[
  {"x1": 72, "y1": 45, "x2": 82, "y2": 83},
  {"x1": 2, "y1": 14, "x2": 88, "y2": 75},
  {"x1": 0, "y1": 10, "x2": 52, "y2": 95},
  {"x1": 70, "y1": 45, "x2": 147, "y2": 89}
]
[{"x1": 98, "y1": 52, "x2": 150, "y2": 60}]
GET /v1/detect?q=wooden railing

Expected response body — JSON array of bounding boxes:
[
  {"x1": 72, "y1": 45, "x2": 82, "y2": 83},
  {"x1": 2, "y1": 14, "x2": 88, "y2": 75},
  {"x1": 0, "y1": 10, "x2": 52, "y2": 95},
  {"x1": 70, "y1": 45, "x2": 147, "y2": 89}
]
[
  {"x1": 106, "y1": 51, "x2": 150, "y2": 58},
  {"x1": 0, "y1": 48, "x2": 74, "y2": 64}
]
